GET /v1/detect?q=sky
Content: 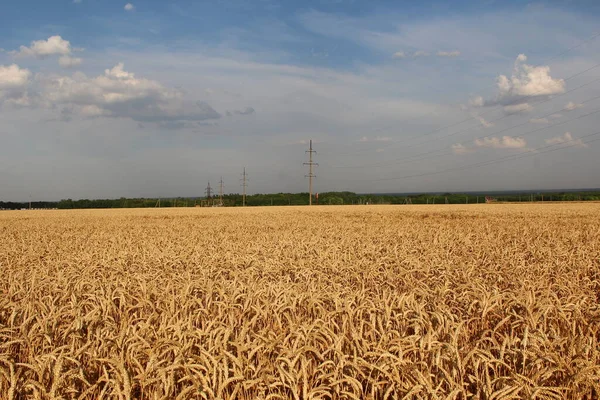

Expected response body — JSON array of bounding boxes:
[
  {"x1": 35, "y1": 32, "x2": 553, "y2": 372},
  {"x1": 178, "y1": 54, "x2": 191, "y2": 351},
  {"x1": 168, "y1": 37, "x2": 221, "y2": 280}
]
[{"x1": 1, "y1": 0, "x2": 600, "y2": 201}]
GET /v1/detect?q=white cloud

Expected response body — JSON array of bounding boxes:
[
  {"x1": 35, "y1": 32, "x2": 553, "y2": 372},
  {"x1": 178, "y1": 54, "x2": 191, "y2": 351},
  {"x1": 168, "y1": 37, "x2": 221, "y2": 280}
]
[
  {"x1": 124, "y1": 3, "x2": 135, "y2": 11},
  {"x1": 14, "y1": 36, "x2": 72, "y2": 58},
  {"x1": 503, "y1": 102, "x2": 532, "y2": 114},
  {"x1": 475, "y1": 136, "x2": 527, "y2": 149},
  {"x1": 545, "y1": 132, "x2": 587, "y2": 148},
  {"x1": 496, "y1": 54, "x2": 565, "y2": 99},
  {"x1": 564, "y1": 101, "x2": 583, "y2": 111},
  {"x1": 0, "y1": 64, "x2": 31, "y2": 106},
  {"x1": 413, "y1": 50, "x2": 429, "y2": 57},
  {"x1": 392, "y1": 51, "x2": 406, "y2": 59},
  {"x1": 0, "y1": 64, "x2": 31, "y2": 89},
  {"x1": 12, "y1": 36, "x2": 84, "y2": 69},
  {"x1": 529, "y1": 117, "x2": 548, "y2": 124},
  {"x1": 34, "y1": 63, "x2": 220, "y2": 125},
  {"x1": 58, "y1": 56, "x2": 83, "y2": 68},
  {"x1": 549, "y1": 113, "x2": 562, "y2": 119},
  {"x1": 437, "y1": 50, "x2": 460, "y2": 57}
]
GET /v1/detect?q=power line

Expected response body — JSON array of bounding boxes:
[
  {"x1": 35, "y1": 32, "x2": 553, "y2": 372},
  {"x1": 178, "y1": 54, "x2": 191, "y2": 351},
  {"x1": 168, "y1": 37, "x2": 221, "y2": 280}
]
[
  {"x1": 334, "y1": 90, "x2": 600, "y2": 170},
  {"x1": 394, "y1": 74, "x2": 600, "y2": 153},
  {"x1": 333, "y1": 37, "x2": 600, "y2": 158},
  {"x1": 368, "y1": 129, "x2": 600, "y2": 183},
  {"x1": 304, "y1": 139, "x2": 318, "y2": 206}
]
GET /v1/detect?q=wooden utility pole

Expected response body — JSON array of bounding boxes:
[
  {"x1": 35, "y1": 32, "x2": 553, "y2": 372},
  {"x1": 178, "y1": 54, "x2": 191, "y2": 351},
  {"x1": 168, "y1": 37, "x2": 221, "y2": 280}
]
[{"x1": 304, "y1": 139, "x2": 318, "y2": 205}]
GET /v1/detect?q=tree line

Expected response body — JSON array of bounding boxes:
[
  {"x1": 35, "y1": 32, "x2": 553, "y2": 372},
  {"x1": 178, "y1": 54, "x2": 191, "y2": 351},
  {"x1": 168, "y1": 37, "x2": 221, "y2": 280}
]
[{"x1": 1, "y1": 191, "x2": 599, "y2": 210}]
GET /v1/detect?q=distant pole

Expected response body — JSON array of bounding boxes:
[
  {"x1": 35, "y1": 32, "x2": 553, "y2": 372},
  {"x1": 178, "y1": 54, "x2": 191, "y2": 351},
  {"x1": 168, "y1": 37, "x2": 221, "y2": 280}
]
[
  {"x1": 219, "y1": 177, "x2": 224, "y2": 206},
  {"x1": 304, "y1": 139, "x2": 318, "y2": 205},
  {"x1": 241, "y1": 168, "x2": 249, "y2": 207}
]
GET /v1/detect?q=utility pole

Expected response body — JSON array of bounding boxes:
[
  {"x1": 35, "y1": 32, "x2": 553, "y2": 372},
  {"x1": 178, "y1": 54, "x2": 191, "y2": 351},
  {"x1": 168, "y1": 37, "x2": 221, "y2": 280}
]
[
  {"x1": 241, "y1": 168, "x2": 248, "y2": 207},
  {"x1": 219, "y1": 177, "x2": 224, "y2": 206},
  {"x1": 304, "y1": 139, "x2": 318, "y2": 205}
]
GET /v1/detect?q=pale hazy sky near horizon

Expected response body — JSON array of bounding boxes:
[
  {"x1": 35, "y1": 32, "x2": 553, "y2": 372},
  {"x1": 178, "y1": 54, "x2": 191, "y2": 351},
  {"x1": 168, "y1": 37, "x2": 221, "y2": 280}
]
[{"x1": 1, "y1": 0, "x2": 600, "y2": 201}]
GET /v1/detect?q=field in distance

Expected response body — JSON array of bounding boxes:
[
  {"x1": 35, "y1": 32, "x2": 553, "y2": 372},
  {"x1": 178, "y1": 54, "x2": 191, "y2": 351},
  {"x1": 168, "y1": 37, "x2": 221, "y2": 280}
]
[{"x1": 1, "y1": 204, "x2": 599, "y2": 399}]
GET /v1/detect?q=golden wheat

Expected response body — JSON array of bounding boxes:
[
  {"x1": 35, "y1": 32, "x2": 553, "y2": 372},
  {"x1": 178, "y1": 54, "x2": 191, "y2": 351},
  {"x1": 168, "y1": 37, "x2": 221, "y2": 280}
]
[{"x1": 1, "y1": 204, "x2": 599, "y2": 399}]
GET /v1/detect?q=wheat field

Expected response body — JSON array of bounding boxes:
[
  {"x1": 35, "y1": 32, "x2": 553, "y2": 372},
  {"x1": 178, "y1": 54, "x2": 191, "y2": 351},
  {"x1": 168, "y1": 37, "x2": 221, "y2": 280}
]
[{"x1": 1, "y1": 204, "x2": 599, "y2": 399}]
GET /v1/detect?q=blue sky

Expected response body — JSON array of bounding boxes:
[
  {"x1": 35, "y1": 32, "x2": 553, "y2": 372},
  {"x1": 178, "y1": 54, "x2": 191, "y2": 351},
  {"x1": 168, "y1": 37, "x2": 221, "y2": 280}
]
[{"x1": 1, "y1": 0, "x2": 600, "y2": 200}]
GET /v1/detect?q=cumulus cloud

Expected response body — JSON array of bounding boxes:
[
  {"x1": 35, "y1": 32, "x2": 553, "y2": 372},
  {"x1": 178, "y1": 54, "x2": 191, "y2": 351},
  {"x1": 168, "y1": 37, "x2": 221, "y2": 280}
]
[
  {"x1": 12, "y1": 36, "x2": 83, "y2": 69},
  {"x1": 564, "y1": 101, "x2": 583, "y2": 111},
  {"x1": 413, "y1": 50, "x2": 429, "y2": 57},
  {"x1": 469, "y1": 54, "x2": 565, "y2": 114},
  {"x1": 392, "y1": 51, "x2": 406, "y2": 59},
  {"x1": 529, "y1": 117, "x2": 548, "y2": 124},
  {"x1": 0, "y1": 64, "x2": 31, "y2": 106},
  {"x1": 32, "y1": 63, "x2": 220, "y2": 125},
  {"x1": 504, "y1": 102, "x2": 532, "y2": 114},
  {"x1": 13, "y1": 36, "x2": 72, "y2": 58},
  {"x1": 545, "y1": 132, "x2": 587, "y2": 148},
  {"x1": 0, "y1": 64, "x2": 30, "y2": 89},
  {"x1": 497, "y1": 54, "x2": 565, "y2": 99},
  {"x1": 475, "y1": 136, "x2": 527, "y2": 149},
  {"x1": 124, "y1": 3, "x2": 135, "y2": 11},
  {"x1": 437, "y1": 51, "x2": 460, "y2": 57}
]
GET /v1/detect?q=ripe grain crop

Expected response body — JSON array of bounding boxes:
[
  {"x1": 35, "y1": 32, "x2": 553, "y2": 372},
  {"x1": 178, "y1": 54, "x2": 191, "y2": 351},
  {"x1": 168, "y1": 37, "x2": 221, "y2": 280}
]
[{"x1": 1, "y1": 204, "x2": 599, "y2": 399}]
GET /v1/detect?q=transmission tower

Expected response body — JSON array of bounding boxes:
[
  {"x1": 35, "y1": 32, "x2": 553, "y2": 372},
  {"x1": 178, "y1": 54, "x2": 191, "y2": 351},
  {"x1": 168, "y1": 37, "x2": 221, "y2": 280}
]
[
  {"x1": 205, "y1": 181, "x2": 213, "y2": 202},
  {"x1": 218, "y1": 177, "x2": 224, "y2": 206},
  {"x1": 304, "y1": 139, "x2": 318, "y2": 205},
  {"x1": 241, "y1": 168, "x2": 249, "y2": 207}
]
